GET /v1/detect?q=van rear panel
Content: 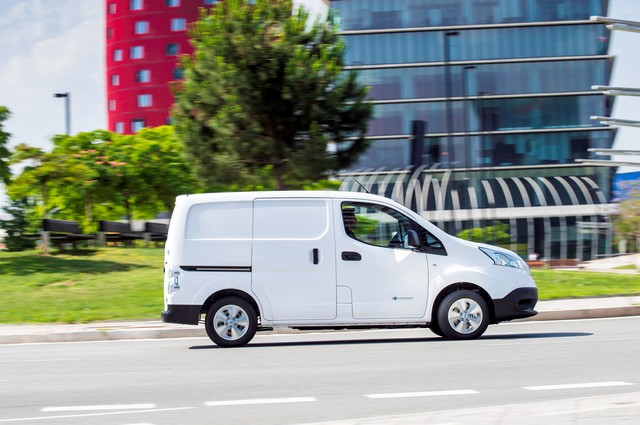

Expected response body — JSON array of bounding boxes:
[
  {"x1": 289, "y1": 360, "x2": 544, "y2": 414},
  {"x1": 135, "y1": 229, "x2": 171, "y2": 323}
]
[
  {"x1": 164, "y1": 197, "x2": 254, "y2": 323},
  {"x1": 180, "y1": 200, "x2": 253, "y2": 266}
]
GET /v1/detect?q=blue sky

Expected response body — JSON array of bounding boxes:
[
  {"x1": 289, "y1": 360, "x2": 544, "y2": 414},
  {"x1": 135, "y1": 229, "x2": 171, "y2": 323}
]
[{"x1": 0, "y1": 0, "x2": 638, "y2": 206}]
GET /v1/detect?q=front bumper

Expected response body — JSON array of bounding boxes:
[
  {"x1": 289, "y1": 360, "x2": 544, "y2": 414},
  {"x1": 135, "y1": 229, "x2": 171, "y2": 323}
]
[
  {"x1": 161, "y1": 304, "x2": 201, "y2": 325},
  {"x1": 492, "y1": 287, "x2": 538, "y2": 323}
]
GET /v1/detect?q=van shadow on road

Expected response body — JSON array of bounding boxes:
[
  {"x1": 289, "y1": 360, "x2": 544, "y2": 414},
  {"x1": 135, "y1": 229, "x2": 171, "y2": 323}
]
[{"x1": 189, "y1": 332, "x2": 592, "y2": 349}]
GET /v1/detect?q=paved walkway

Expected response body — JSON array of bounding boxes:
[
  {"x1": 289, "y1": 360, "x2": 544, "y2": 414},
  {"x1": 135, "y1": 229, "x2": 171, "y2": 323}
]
[
  {"x1": 581, "y1": 253, "x2": 639, "y2": 271},
  {"x1": 1, "y1": 295, "x2": 638, "y2": 344}
]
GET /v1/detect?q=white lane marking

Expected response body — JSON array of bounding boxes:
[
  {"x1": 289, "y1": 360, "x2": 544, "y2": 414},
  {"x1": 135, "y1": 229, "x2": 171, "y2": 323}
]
[
  {"x1": 366, "y1": 389, "x2": 479, "y2": 399},
  {"x1": 523, "y1": 381, "x2": 634, "y2": 391},
  {"x1": 0, "y1": 359, "x2": 78, "y2": 363},
  {"x1": 0, "y1": 407, "x2": 194, "y2": 423},
  {"x1": 205, "y1": 397, "x2": 317, "y2": 407},
  {"x1": 41, "y1": 404, "x2": 156, "y2": 412}
]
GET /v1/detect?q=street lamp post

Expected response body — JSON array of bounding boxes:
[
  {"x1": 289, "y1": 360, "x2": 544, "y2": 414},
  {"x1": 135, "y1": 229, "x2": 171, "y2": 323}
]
[
  {"x1": 54, "y1": 92, "x2": 71, "y2": 135},
  {"x1": 443, "y1": 31, "x2": 459, "y2": 168}
]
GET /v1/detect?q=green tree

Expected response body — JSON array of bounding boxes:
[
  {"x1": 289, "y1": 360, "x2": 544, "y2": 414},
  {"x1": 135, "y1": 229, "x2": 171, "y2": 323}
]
[
  {"x1": 8, "y1": 127, "x2": 199, "y2": 229},
  {"x1": 614, "y1": 181, "x2": 640, "y2": 252},
  {"x1": 8, "y1": 143, "x2": 65, "y2": 219},
  {"x1": 172, "y1": 0, "x2": 372, "y2": 190},
  {"x1": 132, "y1": 126, "x2": 200, "y2": 212},
  {"x1": 0, "y1": 198, "x2": 38, "y2": 251},
  {"x1": 0, "y1": 106, "x2": 12, "y2": 186},
  {"x1": 10, "y1": 131, "x2": 117, "y2": 228}
]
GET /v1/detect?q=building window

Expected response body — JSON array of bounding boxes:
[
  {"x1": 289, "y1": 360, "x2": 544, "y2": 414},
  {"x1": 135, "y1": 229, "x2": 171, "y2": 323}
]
[
  {"x1": 135, "y1": 69, "x2": 151, "y2": 83},
  {"x1": 108, "y1": 3, "x2": 116, "y2": 14},
  {"x1": 130, "y1": 0, "x2": 143, "y2": 11},
  {"x1": 167, "y1": 0, "x2": 180, "y2": 6},
  {"x1": 109, "y1": 100, "x2": 116, "y2": 111},
  {"x1": 134, "y1": 21, "x2": 149, "y2": 34},
  {"x1": 130, "y1": 46, "x2": 144, "y2": 59},
  {"x1": 166, "y1": 43, "x2": 179, "y2": 55},
  {"x1": 111, "y1": 74, "x2": 120, "y2": 86},
  {"x1": 132, "y1": 119, "x2": 145, "y2": 132},
  {"x1": 115, "y1": 122, "x2": 124, "y2": 133},
  {"x1": 138, "y1": 94, "x2": 152, "y2": 107},
  {"x1": 171, "y1": 18, "x2": 186, "y2": 31},
  {"x1": 113, "y1": 49, "x2": 123, "y2": 61},
  {"x1": 106, "y1": 27, "x2": 113, "y2": 39},
  {"x1": 173, "y1": 67, "x2": 184, "y2": 79},
  {"x1": 204, "y1": 0, "x2": 217, "y2": 4}
]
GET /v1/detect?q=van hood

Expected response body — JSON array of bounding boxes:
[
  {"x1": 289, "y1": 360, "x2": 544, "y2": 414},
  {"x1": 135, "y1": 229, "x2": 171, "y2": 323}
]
[{"x1": 451, "y1": 236, "x2": 526, "y2": 265}]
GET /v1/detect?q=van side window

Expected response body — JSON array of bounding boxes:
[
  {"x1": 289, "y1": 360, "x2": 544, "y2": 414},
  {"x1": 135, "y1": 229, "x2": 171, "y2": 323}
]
[
  {"x1": 420, "y1": 228, "x2": 447, "y2": 256},
  {"x1": 341, "y1": 202, "x2": 412, "y2": 250}
]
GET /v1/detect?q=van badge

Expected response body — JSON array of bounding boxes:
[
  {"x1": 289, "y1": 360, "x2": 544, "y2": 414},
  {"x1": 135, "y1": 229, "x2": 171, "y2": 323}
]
[{"x1": 392, "y1": 296, "x2": 414, "y2": 301}]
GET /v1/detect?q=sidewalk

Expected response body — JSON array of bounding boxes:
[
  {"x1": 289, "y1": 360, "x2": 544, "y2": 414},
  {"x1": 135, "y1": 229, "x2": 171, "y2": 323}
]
[{"x1": 1, "y1": 295, "x2": 638, "y2": 345}]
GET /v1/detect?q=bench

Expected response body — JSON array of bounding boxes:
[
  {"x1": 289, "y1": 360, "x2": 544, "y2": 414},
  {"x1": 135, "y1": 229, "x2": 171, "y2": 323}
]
[
  {"x1": 98, "y1": 220, "x2": 145, "y2": 246},
  {"x1": 41, "y1": 219, "x2": 96, "y2": 254},
  {"x1": 143, "y1": 222, "x2": 168, "y2": 246},
  {"x1": 526, "y1": 260, "x2": 545, "y2": 268},
  {"x1": 548, "y1": 258, "x2": 582, "y2": 269}
]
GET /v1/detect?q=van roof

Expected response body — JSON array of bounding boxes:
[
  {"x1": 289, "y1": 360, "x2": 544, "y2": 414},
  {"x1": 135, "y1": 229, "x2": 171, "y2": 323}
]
[{"x1": 176, "y1": 190, "x2": 395, "y2": 204}]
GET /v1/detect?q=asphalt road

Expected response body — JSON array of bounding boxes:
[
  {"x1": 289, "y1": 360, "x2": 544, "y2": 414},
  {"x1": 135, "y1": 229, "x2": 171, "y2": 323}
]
[{"x1": 1, "y1": 317, "x2": 639, "y2": 425}]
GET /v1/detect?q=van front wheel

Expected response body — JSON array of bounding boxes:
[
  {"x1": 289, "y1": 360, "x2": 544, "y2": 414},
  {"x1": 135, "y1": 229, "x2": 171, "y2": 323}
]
[
  {"x1": 205, "y1": 297, "x2": 257, "y2": 347},
  {"x1": 436, "y1": 290, "x2": 489, "y2": 340}
]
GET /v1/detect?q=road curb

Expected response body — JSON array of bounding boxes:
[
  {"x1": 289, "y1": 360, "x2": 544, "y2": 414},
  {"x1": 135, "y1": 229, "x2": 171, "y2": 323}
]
[
  {"x1": 0, "y1": 327, "x2": 207, "y2": 345},
  {"x1": 529, "y1": 305, "x2": 640, "y2": 321},
  {"x1": 1, "y1": 306, "x2": 638, "y2": 345}
]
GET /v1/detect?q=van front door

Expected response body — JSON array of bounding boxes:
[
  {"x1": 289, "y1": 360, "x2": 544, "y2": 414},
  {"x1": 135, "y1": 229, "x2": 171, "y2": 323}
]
[
  {"x1": 336, "y1": 201, "x2": 429, "y2": 319},
  {"x1": 252, "y1": 198, "x2": 337, "y2": 321}
]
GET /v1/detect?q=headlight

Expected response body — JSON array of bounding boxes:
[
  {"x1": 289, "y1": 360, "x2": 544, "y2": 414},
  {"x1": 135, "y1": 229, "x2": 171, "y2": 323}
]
[{"x1": 479, "y1": 247, "x2": 528, "y2": 271}]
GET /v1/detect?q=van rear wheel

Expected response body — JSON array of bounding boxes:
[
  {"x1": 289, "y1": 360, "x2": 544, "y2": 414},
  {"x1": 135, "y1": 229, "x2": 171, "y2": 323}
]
[
  {"x1": 205, "y1": 297, "x2": 257, "y2": 347},
  {"x1": 429, "y1": 321, "x2": 444, "y2": 337},
  {"x1": 436, "y1": 290, "x2": 489, "y2": 340}
]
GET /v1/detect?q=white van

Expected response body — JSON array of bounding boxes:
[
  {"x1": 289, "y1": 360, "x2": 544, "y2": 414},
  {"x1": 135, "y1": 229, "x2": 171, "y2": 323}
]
[{"x1": 162, "y1": 191, "x2": 537, "y2": 347}]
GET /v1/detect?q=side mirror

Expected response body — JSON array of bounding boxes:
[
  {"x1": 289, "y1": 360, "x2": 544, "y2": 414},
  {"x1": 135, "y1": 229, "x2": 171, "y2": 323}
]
[{"x1": 406, "y1": 229, "x2": 421, "y2": 249}]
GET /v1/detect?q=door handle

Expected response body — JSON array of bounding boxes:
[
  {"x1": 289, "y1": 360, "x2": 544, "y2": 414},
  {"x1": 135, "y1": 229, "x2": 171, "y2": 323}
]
[
  {"x1": 341, "y1": 251, "x2": 362, "y2": 261},
  {"x1": 313, "y1": 248, "x2": 319, "y2": 265}
]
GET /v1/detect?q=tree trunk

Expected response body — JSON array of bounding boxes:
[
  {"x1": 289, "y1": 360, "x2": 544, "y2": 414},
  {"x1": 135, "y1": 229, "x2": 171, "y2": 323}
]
[
  {"x1": 272, "y1": 163, "x2": 285, "y2": 190},
  {"x1": 124, "y1": 196, "x2": 132, "y2": 231}
]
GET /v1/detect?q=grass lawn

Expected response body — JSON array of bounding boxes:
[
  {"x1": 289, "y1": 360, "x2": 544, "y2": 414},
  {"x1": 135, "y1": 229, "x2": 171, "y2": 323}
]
[
  {"x1": 0, "y1": 248, "x2": 164, "y2": 323},
  {"x1": 531, "y1": 269, "x2": 639, "y2": 299},
  {"x1": 0, "y1": 248, "x2": 638, "y2": 324},
  {"x1": 614, "y1": 264, "x2": 638, "y2": 270}
]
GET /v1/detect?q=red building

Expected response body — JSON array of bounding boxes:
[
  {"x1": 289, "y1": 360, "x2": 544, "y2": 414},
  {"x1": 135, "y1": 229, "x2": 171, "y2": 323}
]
[{"x1": 105, "y1": 0, "x2": 216, "y2": 134}]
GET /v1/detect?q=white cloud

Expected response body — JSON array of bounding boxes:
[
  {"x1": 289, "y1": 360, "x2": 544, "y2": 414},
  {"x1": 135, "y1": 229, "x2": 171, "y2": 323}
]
[{"x1": 0, "y1": 0, "x2": 105, "y2": 149}]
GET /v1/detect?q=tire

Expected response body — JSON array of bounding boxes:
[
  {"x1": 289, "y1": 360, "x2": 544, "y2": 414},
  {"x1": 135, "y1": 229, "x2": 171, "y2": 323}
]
[
  {"x1": 429, "y1": 321, "x2": 444, "y2": 337},
  {"x1": 205, "y1": 297, "x2": 257, "y2": 347},
  {"x1": 436, "y1": 290, "x2": 489, "y2": 340}
]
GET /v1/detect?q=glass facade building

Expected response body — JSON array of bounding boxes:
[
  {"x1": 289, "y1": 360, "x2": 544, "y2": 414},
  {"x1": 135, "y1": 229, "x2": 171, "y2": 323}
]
[{"x1": 332, "y1": 0, "x2": 617, "y2": 260}]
